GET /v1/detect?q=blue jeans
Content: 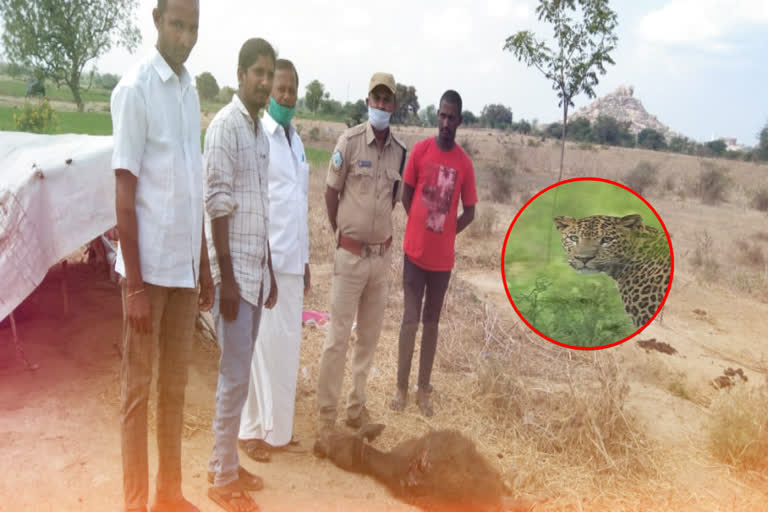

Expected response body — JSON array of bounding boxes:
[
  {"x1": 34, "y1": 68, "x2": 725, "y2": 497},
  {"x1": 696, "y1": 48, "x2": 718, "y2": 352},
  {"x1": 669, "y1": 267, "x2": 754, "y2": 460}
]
[{"x1": 207, "y1": 285, "x2": 262, "y2": 487}]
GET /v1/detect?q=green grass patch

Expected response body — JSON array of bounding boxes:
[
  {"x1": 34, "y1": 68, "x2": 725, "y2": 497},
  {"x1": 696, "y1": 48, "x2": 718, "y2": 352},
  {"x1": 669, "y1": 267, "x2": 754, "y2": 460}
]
[
  {"x1": 0, "y1": 106, "x2": 112, "y2": 135},
  {"x1": 305, "y1": 146, "x2": 331, "y2": 169},
  {"x1": 295, "y1": 111, "x2": 346, "y2": 124},
  {"x1": 503, "y1": 180, "x2": 663, "y2": 347},
  {"x1": 0, "y1": 77, "x2": 111, "y2": 104}
]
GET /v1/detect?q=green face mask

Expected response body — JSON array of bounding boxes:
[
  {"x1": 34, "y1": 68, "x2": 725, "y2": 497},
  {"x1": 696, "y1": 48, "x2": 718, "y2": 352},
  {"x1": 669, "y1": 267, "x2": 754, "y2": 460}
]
[{"x1": 268, "y1": 96, "x2": 296, "y2": 127}]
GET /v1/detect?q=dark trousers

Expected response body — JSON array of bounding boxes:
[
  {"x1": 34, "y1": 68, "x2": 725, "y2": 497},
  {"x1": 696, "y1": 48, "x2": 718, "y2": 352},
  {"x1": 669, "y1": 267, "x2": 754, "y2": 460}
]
[{"x1": 397, "y1": 254, "x2": 451, "y2": 390}]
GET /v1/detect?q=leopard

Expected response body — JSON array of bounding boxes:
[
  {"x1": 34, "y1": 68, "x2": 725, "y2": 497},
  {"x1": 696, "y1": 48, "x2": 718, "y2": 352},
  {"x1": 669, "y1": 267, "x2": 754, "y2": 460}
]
[{"x1": 553, "y1": 214, "x2": 671, "y2": 328}]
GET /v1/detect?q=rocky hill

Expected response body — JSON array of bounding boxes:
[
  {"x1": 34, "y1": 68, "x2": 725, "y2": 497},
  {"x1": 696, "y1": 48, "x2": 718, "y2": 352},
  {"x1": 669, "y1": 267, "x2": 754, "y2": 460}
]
[{"x1": 570, "y1": 85, "x2": 679, "y2": 138}]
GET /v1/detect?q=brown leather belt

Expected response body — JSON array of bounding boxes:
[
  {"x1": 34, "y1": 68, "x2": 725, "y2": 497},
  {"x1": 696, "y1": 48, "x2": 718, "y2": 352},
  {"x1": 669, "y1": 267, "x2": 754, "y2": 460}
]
[{"x1": 338, "y1": 235, "x2": 393, "y2": 257}]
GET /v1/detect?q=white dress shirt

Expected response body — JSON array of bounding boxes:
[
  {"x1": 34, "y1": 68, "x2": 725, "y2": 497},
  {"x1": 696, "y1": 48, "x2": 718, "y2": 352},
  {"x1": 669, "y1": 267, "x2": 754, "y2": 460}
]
[
  {"x1": 261, "y1": 111, "x2": 309, "y2": 276},
  {"x1": 110, "y1": 48, "x2": 203, "y2": 289},
  {"x1": 203, "y1": 94, "x2": 271, "y2": 307}
]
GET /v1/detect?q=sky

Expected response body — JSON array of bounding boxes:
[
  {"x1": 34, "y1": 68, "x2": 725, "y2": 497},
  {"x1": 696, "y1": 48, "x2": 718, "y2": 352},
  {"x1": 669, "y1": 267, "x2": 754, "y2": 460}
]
[{"x1": 7, "y1": 0, "x2": 768, "y2": 146}]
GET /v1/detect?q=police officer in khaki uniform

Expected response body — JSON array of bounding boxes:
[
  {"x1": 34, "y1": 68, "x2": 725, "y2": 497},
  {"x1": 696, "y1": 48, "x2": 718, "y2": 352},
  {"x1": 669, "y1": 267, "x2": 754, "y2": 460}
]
[{"x1": 314, "y1": 72, "x2": 407, "y2": 455}]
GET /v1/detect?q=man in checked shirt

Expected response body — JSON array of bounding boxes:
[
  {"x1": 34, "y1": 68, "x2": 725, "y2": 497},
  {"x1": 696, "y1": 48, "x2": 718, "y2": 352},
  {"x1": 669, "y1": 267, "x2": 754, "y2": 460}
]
[{"x1": 203, "y1": 37, "x2": 277, "y2": 512}]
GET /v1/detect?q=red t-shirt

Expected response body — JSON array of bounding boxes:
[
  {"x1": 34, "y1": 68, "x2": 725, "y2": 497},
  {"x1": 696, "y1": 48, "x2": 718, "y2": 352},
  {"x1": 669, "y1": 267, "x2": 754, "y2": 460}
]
[{"x1": 402, "y1": 137, "x2": 478, "y2": 271}]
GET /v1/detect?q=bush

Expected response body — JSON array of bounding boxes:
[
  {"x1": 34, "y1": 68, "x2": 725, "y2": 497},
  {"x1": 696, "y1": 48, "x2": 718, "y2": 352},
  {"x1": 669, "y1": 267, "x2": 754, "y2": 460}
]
[
  {"x1": 486, "y1": 164, "x2": 514, "y2": 203},
  {"x1": 14, "y1": 98, "x2": 57, "y2": 133},
  {"x1": 467, "y1": 207, "x2": 496, "y2": 239},
  {"x1": 751, "y1": 188, "x2": 768, "y2": 212},
  {"x1": 308, "y1": 126, "x2": 320, "y2": 141},
  {"x1": 708, "y1": 385, "x2": 768, "y2": 472},
  {"x1": 622, "y1": 161, "x2": 658, "y2": 195},
  {"x1": 696, "y1": 161, "x2": 731, "y2": 205}
]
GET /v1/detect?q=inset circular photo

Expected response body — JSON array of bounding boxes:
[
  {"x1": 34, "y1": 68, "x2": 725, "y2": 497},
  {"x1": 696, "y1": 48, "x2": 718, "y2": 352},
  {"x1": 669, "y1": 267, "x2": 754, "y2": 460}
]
[{"x1": 501, "y1": 177, "x2": 674, "y2": 350}]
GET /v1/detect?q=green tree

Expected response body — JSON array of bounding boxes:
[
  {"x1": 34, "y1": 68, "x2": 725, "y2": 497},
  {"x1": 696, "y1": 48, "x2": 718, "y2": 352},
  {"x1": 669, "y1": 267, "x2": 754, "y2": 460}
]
[
  {"x1": 758, "y1": 121, "x2": 768, "y2": 161},
  {"x1": 516, "y1": 118, "x2": 532, "y2": 134},
  {"x1": 304, "y1": 79, "x2": 325, "y2": 114},
  {"x1": 637, "y1": 128, "x2": 667, "y2": 150},
  {"x1": 0, "y1": 0, "x2": 141, "y2": 112},
  {"x1": 669, "y1": 135, "x2": 695, "y2": 154},
  {"x1": 480, "y1": 104, "x2": 513, "y2": 129},
  {"x1": 592, "y1": 115, "x2": 634, "y2": 147},
  {"x1": 195, "y1": 72, "x2": 219, "y2": 101},
  {"x1": 462, "y1": 110, "x2": 478, "y2": 125},
  {"x1": 343, "y1": 99, "x2": 367, "y2": 125},
  {"x1": 566, "y1": 117, "x2": 591, "y2": 141},
  {"x1": 392, "y1": 83, "x2": 419, "y2": 124},
  {"x1": 706, "y1": 139, "x2": 727, "y2": 156},
  {"x1": 217, "y1": 86, "x2": 236, "y2": 103},
  {"x1": 504, "y1": 0, "x2": 618, "y2": 176},
  {"x1": 419, "y1": 104, "x2": 437, "y2": 127}
]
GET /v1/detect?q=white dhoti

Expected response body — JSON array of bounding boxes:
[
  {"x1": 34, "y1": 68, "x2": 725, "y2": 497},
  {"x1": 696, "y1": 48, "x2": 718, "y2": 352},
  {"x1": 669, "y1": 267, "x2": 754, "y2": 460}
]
[{"x1": 239, "y1": 271, "x2": 304, "y2": 446}]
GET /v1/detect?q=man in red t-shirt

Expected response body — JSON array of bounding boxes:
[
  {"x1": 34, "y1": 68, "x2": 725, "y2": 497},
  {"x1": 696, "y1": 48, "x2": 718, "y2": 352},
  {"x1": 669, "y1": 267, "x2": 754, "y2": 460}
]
[{"x1": 390, "y1": 90, "x2": 478, "y2": 417}]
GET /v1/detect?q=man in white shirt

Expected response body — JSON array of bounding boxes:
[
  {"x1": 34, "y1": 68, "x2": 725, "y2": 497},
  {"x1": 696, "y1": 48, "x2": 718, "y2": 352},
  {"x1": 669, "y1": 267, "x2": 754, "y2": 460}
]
[
  {"x1": 238, "y1": 59, "x2": 310, "y2": 461},
  {"x1": 112, "y1": 1, "x2": 213, "y2": 511},
  {"x1": 204, "y1": 37, "x2": 277, "y2": 512}
]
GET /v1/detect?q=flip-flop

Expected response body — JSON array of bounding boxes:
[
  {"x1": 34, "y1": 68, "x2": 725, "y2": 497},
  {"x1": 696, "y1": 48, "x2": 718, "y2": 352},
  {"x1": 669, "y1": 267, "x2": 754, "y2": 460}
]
[
  {"x1": 208, "y1": 482, "x2": 260, "y2": 512},
  {"x1": 238, "y1": 438, "x2": 272, "y2": 462},
  {"x1": 207, "y1": 465, "x2": 263, "y2": 491}
]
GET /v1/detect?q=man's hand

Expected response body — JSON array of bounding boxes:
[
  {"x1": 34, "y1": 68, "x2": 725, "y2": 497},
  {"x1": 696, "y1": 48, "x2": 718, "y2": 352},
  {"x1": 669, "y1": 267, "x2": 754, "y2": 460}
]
[
  {"x1": 220, "y1": 276, "x2": 240, "y2": 321},
  {"x1": 265, "y1": 270, "x2": 278, "y2": 309},
  {"x1": 303, "y1": 263, "x2": 311, "y2": 296},
  {"x1": 126, "y1": 287, "x2": 152, "y2": 334},
  {"x1": 198, "y1": 265, "x2": 214, "y2": 312}
]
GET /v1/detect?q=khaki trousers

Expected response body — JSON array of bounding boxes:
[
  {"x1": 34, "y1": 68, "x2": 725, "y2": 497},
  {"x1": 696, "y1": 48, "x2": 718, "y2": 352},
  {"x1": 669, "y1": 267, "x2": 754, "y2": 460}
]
[
  {"x1": 316, "y1": 246, "x2": 392, "y2": 425},
  {"x1": 120, "y1": 282, "x2": 198, "y2": 511}
]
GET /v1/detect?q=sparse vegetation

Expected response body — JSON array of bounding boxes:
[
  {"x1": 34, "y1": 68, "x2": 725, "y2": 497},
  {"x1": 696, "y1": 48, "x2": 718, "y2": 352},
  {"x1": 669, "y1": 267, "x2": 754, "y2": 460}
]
[
  {"x1": 623, "y1": 161, "x2": 658, "y2": 195},
  {"x1": 696, "y1": 161, "x2": 731, "y2": 205},
  {"x1": 751, "y1": 188, "x2": 768, "y2": 212},
  {"x1": 708, "y1": 385, "x2": 768, "y2": 473}
]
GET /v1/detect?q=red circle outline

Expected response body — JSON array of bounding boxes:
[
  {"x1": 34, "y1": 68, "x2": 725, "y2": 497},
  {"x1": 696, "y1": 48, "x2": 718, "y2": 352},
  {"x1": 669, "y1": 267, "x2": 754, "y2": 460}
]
[{"x1": 500, "y1": 177, "x2": 675, "y2": 351}]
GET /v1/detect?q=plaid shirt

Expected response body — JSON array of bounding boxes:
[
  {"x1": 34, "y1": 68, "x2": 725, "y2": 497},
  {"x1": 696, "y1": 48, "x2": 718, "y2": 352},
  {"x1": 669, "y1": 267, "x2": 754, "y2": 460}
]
[{"x1": 203, "y1": 93, "x2": 271, "y2": 307}]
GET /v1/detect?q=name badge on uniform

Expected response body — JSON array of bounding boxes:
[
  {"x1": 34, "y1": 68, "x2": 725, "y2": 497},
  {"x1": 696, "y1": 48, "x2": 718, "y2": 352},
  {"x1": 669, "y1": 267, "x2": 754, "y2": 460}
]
[{"x1": 358, "y1": 160, "x2": 372, "y2": 168}]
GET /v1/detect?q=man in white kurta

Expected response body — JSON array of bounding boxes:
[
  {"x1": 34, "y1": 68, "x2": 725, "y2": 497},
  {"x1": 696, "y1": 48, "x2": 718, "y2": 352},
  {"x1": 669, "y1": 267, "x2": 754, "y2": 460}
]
[{"x1": 239, "y1": 59, "x2": 310, "y2": 455}]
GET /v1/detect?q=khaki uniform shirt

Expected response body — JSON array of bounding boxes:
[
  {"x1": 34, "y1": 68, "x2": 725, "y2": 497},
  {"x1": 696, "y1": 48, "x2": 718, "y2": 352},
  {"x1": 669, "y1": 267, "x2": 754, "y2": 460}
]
[{"x1": 326, "y1": 122, "x2": 407, "y2": 244}]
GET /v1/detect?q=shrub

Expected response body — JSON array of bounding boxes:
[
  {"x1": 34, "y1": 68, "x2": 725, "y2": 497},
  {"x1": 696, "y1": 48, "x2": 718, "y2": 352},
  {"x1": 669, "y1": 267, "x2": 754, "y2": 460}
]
[
  {"x1": 486, "y1": 164, "x2": 514, "y2": 203},
  {"x1": 622, "y1": 161, "x2": 658, "y2": 195},
  {"x1": 467, "y1": 206, "x2": 496, "y2": 239},
  {"x1": 308, "y1": 126, "x2": 320, "y2": 141},
  {"x1": 14, "y1": 99, "x2": 57, "y2": 133},
  {"x1": 708, "y1": 385, "x2": 768, "y2": 472},
  {"x1": 751, "y1": 188, "x2": 768, "y2": 212},
  {"x1": 696, "y1": 161, "x2": 731, "y2": 205}
]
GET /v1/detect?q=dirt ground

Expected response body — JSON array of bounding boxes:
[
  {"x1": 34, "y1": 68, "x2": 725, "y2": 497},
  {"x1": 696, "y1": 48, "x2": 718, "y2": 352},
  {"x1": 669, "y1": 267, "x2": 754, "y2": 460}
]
[{"x1": 3, "y1": 120, "x2": 768, "y2": 511}]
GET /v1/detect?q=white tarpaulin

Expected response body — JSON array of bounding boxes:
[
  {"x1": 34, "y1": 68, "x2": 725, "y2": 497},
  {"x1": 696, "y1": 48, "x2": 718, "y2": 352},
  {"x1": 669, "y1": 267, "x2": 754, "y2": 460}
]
[{"x1": 0, "y1": 131, "x2": 116, "y2": 322}]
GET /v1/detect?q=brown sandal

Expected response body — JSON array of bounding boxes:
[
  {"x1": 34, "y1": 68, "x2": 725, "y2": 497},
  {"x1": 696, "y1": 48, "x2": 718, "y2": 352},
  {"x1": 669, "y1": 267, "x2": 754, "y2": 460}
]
[
  {"x1": 238, "y1": 438, "x2": 271, "y2": 462},
  {"x1": 207, "y1": 465, "x2": 263, "y2": 491},
  {"x1": 208, "y1": 481, "x2": 260, "y2": 512}
]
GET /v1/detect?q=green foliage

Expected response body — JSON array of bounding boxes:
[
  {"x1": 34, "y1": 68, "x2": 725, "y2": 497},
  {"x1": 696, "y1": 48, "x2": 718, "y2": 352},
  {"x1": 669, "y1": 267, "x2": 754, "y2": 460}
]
[
  {"x1": 706, "y1": 139, "x2": 727, "y2": 156},
  {"x1": 480, "y1": 103, "x2": 513, "y2": 129},
  {"x1": 13, "y1": 98, "x2": 57, "y2": 133},
  {"x1": 419, "y1": 104, "x2": 437, "y2": 127},
  {"x1": 217, "y1": 86, "x2": 236, "y2": 103},
  {"x1": 504, "y1": 0, "x2": 618, "y2": 173},
  {"x1": 622, "y1": 161, "x2": 658, "y2": 195},
  {"x1": 195, "y1": 72, "x2": 219, "y2": 101},
  {"x1": 343, "y1": 99, "x2": 367, "y2": 126},
  {"x1": 462, "y1": 110, "x2": 478, "y2": 125},
  {"x1": 93, "y1": 72, "x2": 119, "y2": 91},
  {"x1": 545, "y1": 122, "x2": 563, "y2": 139},
  {"x1": 304, "y1": 146, "x2": 331, "y2": 168},
  {"x1": 392, "y1": 83, "x2": 419, "y2": 124},
  {"x1": 592, "y1": 115, "x2": 635, "y2": 147},
  {"x1": 758, "y1": 121, "x2": 768, "y2": 161},
  {"x1": 304, "y1": 79, "x2": 325, "y2": 113},
  {"x1": 637, "y1": 128, "x2": 667, "y2": 150},
  {"x1": 567, "y1": 117, "x2": 592, "y2": 141},
  {"x1": 668, "y1": 135, "x2": 696, "y2": 155},
  {"x1": 0, "y1": 0, "x2": 141, "y2": 112},
  {"x1": 504, "y1": 179, "x2": 660, "y2": 346},
  {"x1": 1, "y1": 106, "x2": 112, "y2": 135}
]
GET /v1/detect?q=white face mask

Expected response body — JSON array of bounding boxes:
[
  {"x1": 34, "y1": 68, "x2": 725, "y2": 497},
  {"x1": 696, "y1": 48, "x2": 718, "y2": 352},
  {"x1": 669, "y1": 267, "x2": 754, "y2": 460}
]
[{"x1": 368, "y1": 106, "x2": 392, "y2": 130}]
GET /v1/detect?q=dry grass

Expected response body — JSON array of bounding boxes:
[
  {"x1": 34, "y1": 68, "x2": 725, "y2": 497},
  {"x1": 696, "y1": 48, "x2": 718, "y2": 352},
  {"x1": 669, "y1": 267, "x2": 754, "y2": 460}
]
[
  {"x1": 708, "y1": 383, "x2": 768, "y2": 473},
  {"x1": 622, "y1": 160, "x2": 658, "y2": 195}
]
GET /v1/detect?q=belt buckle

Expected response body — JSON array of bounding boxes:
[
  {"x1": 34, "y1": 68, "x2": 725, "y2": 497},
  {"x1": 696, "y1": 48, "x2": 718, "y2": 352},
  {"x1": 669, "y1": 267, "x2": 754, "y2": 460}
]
[{"x1": 361, "y1": 244, "x2": 372, "y2": 258}]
